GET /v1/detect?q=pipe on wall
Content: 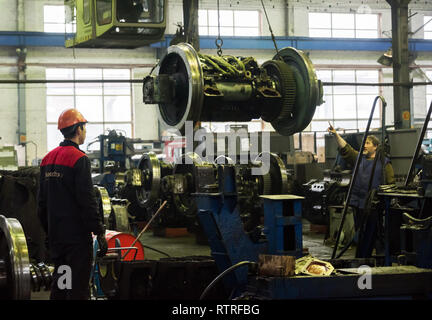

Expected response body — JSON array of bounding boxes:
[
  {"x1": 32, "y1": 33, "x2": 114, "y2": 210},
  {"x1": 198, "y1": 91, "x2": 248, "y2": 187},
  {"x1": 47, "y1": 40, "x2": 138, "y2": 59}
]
[
  {"x1": 17, "y1": 0, "x2": 27, "y2": 146},
  {"x1": 285, "y1": 0, "x2": 289, "y2": 37}
]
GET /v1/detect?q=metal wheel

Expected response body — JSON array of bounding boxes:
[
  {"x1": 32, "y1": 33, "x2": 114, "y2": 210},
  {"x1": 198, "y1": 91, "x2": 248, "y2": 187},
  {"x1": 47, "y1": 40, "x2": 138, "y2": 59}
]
[
  {"x1": 261, "y1": 59, "x2": 297, "y2": 124},
  {"x1": 261, "y1": 172, "x2": 272, "y2": 195},
  {"x1": 156, "y1": 43, "x2": 204, "y2": 132},
  {"x1": 271, "y1": 47, "x2": 323, "y2": 135},
  {"x1": 255, "y1": 153, "x2": 289, "y2": 195},
  {"x1": 136, "y1": 152, "x2": 162, "y2": 208},
  {"x1": 0, "y1": 215, "x2": 31, "y2": 300},
  {"x1": 172, "y1": 152, "x2": 203, "y2": 217},
  {"x1": 111, "y1": 204, "x2": 130, "y2": 233},
  {"x1": 94, "y1": 186, "x2": 112, "y2": 227}
]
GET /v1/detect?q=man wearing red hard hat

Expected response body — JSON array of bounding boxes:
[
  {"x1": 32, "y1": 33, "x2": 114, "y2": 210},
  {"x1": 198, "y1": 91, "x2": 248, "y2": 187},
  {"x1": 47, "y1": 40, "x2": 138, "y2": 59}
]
[{"x1": 37, "y1": 108, "x2": 108, "y2": 300}]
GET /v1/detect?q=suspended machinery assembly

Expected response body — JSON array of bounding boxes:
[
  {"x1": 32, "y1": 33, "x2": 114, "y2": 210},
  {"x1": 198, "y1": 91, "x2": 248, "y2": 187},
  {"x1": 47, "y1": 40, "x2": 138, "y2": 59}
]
[{"x1": 143, "y1": 43, "x2": 323, "y2": 136}]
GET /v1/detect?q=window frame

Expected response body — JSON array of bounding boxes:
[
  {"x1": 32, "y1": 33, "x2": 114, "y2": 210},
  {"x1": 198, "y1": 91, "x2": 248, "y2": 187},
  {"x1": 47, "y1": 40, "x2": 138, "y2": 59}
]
[
  {"x1": 44, "y1": 4, "x2": 76, "y2": 33},
  {"x1": 311, "y1": 68, "x2": 382, "y2": 128},
  {"x1": 424, "y1": 16, "x2": 432, "y2": 40},
  {"x1": 309, "y1": 12, "x2": 380, "y2": 39},
  {"x1": 45, "y1": 67, "x2": 134, "y2": 152},
  {"x1": 305, "y1": 68, "x2": 383, "y2": 159},
  {"x1": 198, "y1": 9, "x2": 261, "y2": 37}
]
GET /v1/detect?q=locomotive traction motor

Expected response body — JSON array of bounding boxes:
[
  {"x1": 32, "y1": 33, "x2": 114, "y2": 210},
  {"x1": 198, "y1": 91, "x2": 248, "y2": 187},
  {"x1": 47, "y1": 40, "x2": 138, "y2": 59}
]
[{"x1": 143, "y1": 43, "x2": 323, "y2": 136}]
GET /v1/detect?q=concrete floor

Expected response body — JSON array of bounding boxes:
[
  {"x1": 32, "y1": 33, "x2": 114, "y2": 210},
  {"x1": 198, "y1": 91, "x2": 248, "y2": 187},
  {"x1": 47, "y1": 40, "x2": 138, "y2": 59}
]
[
  {"x1": 30, "y1": 219, "x2": 355, "y2": 300},
  {"x1": 141, "y1": 219, "x2": 356, "y2": 260}
]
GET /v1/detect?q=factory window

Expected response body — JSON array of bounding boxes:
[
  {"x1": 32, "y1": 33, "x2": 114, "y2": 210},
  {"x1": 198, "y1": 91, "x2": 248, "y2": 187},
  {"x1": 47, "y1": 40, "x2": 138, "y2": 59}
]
[
  {"x1": 306, "y1": 69, "x2": 381, "y2": 160},
  {"x1": 427, "y1": 71, "x2": 432, "y2": 107},
  {"x1": 425, "y1": 16, "x2": 432, "y2": 39},
  {"x1": 309, "y1": 12, "x2": 379, "y2": 38},
  {"x1": 44, "y1": 5, "x2": 76, "y2": 33},
  {"x1": 45, "y1": 68, "x2": 133, "y2": 152},
  {"x1": 198, "y1": 9, "x2": 260, "y2": 36}
]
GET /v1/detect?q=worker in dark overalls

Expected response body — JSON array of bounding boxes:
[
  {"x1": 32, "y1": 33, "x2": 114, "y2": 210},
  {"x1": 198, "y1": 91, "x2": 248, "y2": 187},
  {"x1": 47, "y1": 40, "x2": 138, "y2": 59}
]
[
  {"x1": 328, "y1": 124, "x2": 395, "y2": 258},
  {"x1": 38, "y1": 109, "x2": 108, "y2": 300}
]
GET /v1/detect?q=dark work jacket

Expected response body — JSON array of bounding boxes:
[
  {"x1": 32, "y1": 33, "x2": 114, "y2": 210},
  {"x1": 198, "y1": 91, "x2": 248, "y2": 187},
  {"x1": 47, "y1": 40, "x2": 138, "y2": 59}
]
[
  {"x1": 37, "y1": 140, "x2": 104, "y2": 247},
  {"x1": 340, "y1": 144, "x2": 393, "y2": 209}
]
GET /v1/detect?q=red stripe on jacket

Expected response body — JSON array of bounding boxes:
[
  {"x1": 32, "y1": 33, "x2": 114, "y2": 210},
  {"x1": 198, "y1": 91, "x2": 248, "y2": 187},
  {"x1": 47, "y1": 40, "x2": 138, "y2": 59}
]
[{"x1": 41, "y1": 146, "x2": 86, "y2": 168}]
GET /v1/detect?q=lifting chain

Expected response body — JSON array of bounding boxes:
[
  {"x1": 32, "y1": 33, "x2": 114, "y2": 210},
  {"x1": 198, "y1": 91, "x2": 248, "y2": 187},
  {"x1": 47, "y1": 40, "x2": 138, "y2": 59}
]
[{"x1": 215, "y1": 0, "x2": 223, "y2": 56}]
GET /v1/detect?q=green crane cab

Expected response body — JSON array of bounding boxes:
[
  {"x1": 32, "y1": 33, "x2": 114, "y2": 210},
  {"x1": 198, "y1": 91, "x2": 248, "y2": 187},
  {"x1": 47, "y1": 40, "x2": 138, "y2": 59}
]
[{"x1": 64, "y1": 0, "x2": 166, "y2": 48}]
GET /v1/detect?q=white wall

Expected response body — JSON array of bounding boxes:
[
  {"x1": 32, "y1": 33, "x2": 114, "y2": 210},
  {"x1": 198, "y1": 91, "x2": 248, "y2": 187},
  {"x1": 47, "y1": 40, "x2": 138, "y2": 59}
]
[
  {"x1": 0, "y1": 0, "x2": 17, "y2": 31},
  {"x1": 0, "y1": 47, "x2": 19, "y2": 147},
  {"x1": 0, "y1": 0, "x2": 432, "y2": 163}
]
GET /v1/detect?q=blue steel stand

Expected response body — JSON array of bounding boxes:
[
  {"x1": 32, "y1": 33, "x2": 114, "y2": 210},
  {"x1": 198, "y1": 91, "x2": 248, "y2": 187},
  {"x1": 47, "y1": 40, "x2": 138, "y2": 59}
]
[
  {"x1": 261, "y1": 195, "x2": 304, "y2": 258},
  {"x1": 194, "y1": 165, "x2": 305, "y2": 296}
]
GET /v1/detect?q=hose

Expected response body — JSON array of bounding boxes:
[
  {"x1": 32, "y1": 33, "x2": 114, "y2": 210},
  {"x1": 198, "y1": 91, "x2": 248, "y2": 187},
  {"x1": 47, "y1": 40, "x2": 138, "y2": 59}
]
[
  {"x1": 198, "y1": 53, "x2": 226, "y2": 74},
  {"x1": 198, "y1": 53, "x2": 245, "y2": 76},
  {"x1": 224, "y1": 55, "x2": 246, "y2": 74},
  {"x1": 199, "y1": 261, "x2": 254, "y2": 300},
  {"x1": 142, "y1": 245, "x2": 171, "y2": 258},
  {"x1": 121, "y1": 200, "x2": 167, "y2": 259}
]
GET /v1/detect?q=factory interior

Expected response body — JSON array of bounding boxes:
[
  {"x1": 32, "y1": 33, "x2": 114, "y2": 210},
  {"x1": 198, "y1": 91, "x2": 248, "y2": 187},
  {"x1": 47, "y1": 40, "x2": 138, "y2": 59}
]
[{"x1": 1, "y1": 0, "x2": 432, "y2": 306}]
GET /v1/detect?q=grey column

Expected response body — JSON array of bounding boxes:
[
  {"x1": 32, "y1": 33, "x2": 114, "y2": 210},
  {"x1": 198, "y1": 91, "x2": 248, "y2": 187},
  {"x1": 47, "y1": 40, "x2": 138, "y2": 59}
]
[{"x1": 386, "y1": 0, "x2": 412, "y2": 129}]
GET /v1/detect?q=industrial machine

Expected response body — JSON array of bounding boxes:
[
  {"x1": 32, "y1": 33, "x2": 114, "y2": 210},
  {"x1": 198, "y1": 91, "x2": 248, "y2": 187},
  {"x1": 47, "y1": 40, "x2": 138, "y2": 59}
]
[
  {"x1": 143, "y1": 43, "x2": 323, "y2": 136},
  {"x1": 0, "y1": 215, "x2": 52, "y2": 299},
  {"x1": 133, "y1": 151, "x2": 293, "y2": 236},
  {"x1": 86, "y1": 152, "x2": 432, "y2": 300},
  {"x1": 301, "y1": 169, "x2": 356, "y2": 248},
  {"x1": 301, "y1": 169, "x2": 351, "y2": 226},
  {"x1": 88, "y1": 130, "x2": 159, "y2": 196},
  {"x1": 374, "y1": 102, "x2": 432, "y2": 267},
  {"x1": 87, "y1": 151, "x2": 296, "y2": 299},
  {"x1": 2, "y1": 152, "x2": 432, "y2": 300},
  {"x1": 192, "y1": 165, "x2": 432, "y2": 299},
  {"x1": 87, "y1": 130, "x2": 158, "y2": 175},
  {"x1": 64, "y1": 0, "x2": 166, "y2": 48}
]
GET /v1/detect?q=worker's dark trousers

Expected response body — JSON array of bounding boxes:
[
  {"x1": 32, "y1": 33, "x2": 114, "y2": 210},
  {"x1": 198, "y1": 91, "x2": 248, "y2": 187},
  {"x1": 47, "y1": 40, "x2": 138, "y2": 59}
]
[
  {"x1": 49, "y1": 242, "x2": 93, "y2": 300},
  {"x1": 353, "y1": 208, "x2": 379, "y2": 258}
]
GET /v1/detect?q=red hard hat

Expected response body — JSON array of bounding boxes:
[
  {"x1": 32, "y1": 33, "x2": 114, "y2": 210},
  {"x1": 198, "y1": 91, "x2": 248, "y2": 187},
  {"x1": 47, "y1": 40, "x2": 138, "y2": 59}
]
[{"x1": 58, "y1": 108, "x2": 88, "y2": 130}]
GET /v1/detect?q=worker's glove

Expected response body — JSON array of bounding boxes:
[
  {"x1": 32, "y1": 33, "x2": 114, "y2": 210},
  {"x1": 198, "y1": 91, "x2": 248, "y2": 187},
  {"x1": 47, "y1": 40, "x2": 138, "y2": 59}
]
[{"x1": 96, "y1": 233, "x2": 108, "y2": 258}]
